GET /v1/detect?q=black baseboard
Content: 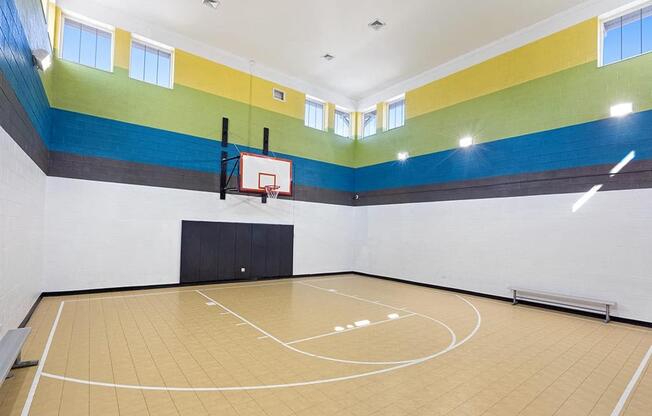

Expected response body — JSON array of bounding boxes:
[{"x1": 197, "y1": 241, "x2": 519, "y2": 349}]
[
  {"x1": 40, "y1": 271, "x2": 354, "y2": 298},
  {"x1": 353, "y1": 272, "x2": 652, "y2": 329},
  {"x1": 33, "y1": 270, "x2": 651, "y2": 329},
  {"x1": 19, "y1": 294, "x2": 44, "y2": 328}
]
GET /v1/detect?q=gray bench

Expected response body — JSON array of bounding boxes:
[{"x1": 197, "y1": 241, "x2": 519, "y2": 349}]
[
  {"x1": 510, "y1": 287, "x2": 617, "y2": 323},
  {"x1": 0, "y1": 328, "x2": 39, "y2": 386}
]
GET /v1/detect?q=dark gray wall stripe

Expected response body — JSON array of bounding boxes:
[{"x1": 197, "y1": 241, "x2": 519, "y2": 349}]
[
  {"x1": 49, "y1": 151, "x2": 652, "y2": 206},
  {"x1": 0, "y1": 71, "x2": 49, "y2": 173},
  {"x1": 48, "y1": 151, "x2": 355, "y2": 206},
  {"x1": 354, "y1": 160, "x2": 652, "y2": 206}
]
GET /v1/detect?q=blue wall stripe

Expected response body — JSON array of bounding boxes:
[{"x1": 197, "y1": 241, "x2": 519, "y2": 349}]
[
  {"x1": 50, "y1": 108, "x2": 355, "y2": 192},
  {"x1": 50, "y1": 107, "x2": 652, "y2": 195},
  {"x1": 0, "y1": 0, "x2": 51, "y2": 143},
  {"x1": 355, "y1": 110, "x2": 652, "y2": 192},
  {"x1": 4, "y1": 0, "x2": 652, "y2": 199}
]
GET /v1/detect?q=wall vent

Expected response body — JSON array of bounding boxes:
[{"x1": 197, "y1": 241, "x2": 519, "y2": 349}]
[
  {"x1": 272, "y1": 88, "x2": 286, "y2": 102},
  {"x1": 368, "y1": 19, "x2": 386, "y2": 31},
  {"x1": 203, "y1": 0, "x2": 220, "y2": 9}
]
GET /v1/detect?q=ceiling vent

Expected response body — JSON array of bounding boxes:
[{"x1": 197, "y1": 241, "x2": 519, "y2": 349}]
[
  {"x1": 368, "y1": 19, "x2": 386, "y2": 31},
  {"x1": 203, "y1": 0, "x2": 220, "y2": 9},
  {"x1": 322, "y1": 54, "x2": 335, "y2": 61}
]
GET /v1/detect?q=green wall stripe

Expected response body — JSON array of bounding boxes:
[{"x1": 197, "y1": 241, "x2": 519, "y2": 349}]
[
  {"x1": 354, "y1": 53, "x2": 652, "y2": 167},
  {"x1": 45, "y1": 51, "x2": 652, "y2": 169},
  {"x1": 44, "y1": 58, "x2": 355, "y2": 167}
]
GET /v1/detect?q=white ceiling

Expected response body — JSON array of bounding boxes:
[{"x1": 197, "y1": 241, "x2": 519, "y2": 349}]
[{"x1": 57, "y1": 0, "x2": 633, "y2": 107}]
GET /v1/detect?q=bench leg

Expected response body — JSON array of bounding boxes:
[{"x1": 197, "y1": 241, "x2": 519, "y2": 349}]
[
  {"x1": 512, "y1": 289, "x2": 518, "y2": 305},
  {"x1": 605, "y1": 305, "x2": 611, "y2": 324},
  {"x1": 12, "y1": 352, "x2": 39, "y2": 369}
]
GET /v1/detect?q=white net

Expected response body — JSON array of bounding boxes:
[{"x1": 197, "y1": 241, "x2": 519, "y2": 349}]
[{"x1": 264, "y1": 185, "x2": 281, "y2": 199}]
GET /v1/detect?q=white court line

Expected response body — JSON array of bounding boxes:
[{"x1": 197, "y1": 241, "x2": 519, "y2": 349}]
[
  {"x1": 236, "y1": 323, "x2": 247, "y2": 326},
  {"x1": 40, "y1": 294, "x2": 480, "y2": 392},
  {"x1": 60, "y1": 276, "x2": 358, "y2": 303},
  {"x1": 299, "y1": 281, "x2": 407, "y2": 311},
  {"x1": 304, "y1": 281, "x2": 466, "y2": 348},
  {"x1": 36, "y1": 280, "x2": 481, "y2": 393},
  {"x1": 286, "y1": 313, "x2": 417, "y2": 345},
  {"x1": 611, "y1": 345, "x2": 652, "y2": 416},
  {"x1": 62, "y1": 280, "x2": 293, "y2": 302},
  {"x1": 298, "y1": 281, "x2": 465, "y2": 351},
  {"x1": 194, "y1": 290, "x2": 438, "y2": 365},
  {"x1": 21, "y1": 301, "x2": 65, "y2": 416},
  {"x1": 305, "y1": 275, "x2": 359, "y2": 282}
]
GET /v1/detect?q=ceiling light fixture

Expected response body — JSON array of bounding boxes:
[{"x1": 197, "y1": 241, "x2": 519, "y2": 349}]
[
  {"x1": 203, "y1": 0, "x2": 220, "y2": 9},
  {"x1": 368, "y1": 19, "x2": 386, "y2": 31},
  {"x1": 397, "y1": 151, "x2": 409, "y2": 161},
  {"x1": 322, "y1": 54, "x2": 335, "y2": 61}
]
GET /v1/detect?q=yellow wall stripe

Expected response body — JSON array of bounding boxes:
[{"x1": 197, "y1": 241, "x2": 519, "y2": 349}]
[
  {"x1": 52, "y1": 7, "x2": 599, "y2": 129},
  {"x1": 114, "y1": 28, "x2": 130, "y2": 69},
  {"x1": 406, "y1": 19, "x2": 598, "y2": 119},
  {"x1": 54, "y1": 6, "x2": 306, "y2": 121}
]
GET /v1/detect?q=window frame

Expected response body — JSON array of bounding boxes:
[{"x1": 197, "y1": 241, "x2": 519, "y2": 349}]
[
  {"x1": 333, "y1": 108, "x2": 352, "y2": 138},
  {"x1": 59, "y1": 12, "x2": 115, "y2": 72},
  {"x1": 599, "y1": 1, "x2": 652, "y2": 67},
  {"x1": 361, "y1": 107, "x2": 377, "y2": 138},
  {"x1": 384, "y1": 95, "x2": 406, "y2": 131},
  {"x1": 129, "y1": 34, "x2": 175, "y2": 89},
  {"x1": 40, "y1": 0, "x2": 48, "y2": 24},
  {"x1": 304, "y1": 96, "x2": 326, "y2": 131}
]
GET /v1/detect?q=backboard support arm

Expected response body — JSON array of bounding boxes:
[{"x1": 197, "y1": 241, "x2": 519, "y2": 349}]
[
  {"x1": 219, "y1": 117, "x2": 229, "y2": 200},
  {"x1": 262, "y1": 127, "x2": 269, "y2": 204}
]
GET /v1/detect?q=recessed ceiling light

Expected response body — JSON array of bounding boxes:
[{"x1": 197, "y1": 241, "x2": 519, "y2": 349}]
[
  {"x1": 368, "y1": 19, "x2": 386, "y2": 31},
  {"x1": 459, "y1": 136, "x2": 474, "y2": 148},
  {"x1": 322, "y1": 54, "x2": 335, "y2": 61},
  {"x1": 397, "y1": 151, "x2": 409, "y2": 161},
  {"x1": 203, "y1": 0, "x2": 220, "y2": 9},
  {"x1": 610, "y1": 102, "x2": 633, "y2": 117}
]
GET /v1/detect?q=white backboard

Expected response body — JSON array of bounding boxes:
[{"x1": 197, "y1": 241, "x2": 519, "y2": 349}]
[{"x1": 240, "y1": 152, "x2": 293, "y2": 195}]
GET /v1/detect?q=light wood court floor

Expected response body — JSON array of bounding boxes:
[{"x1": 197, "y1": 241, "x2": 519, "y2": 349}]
[{"x1": 0, "y1": 274, "x2": 650, "y2": 416}]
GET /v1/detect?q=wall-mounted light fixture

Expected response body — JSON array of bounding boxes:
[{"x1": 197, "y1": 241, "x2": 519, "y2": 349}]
[{"x1": 32, "y1": 49, "x2": 51, "y2": 71}]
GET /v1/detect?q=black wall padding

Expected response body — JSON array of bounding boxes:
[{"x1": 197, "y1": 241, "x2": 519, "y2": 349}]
[{"x1": 180, "y1": 221, "x2": 294, "y2": 283}]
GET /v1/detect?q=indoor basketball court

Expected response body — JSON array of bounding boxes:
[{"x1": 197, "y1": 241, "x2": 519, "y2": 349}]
[{"x1": 1, "y1": 0, "x2": 651, "y2": 415}]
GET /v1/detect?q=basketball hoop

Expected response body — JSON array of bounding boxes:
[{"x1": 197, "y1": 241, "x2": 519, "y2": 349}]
[{"x1": 264, "y1": 185, "x2": 281, "y2": 199}]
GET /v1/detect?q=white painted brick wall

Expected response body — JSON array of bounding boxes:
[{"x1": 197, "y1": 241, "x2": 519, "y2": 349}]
[
  {"x1": 354, "y1": 190, "x2": 652, "y2": 322},
  {"x1": 43, "y1": 178, "x2": 356, "y2": 292},
  {"x1": 0, "y1": 125, "x2": 46, "y2": 339}
]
